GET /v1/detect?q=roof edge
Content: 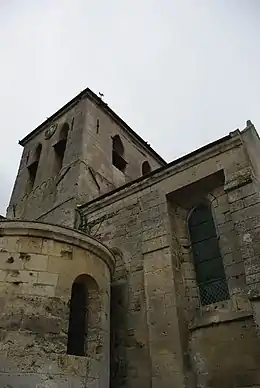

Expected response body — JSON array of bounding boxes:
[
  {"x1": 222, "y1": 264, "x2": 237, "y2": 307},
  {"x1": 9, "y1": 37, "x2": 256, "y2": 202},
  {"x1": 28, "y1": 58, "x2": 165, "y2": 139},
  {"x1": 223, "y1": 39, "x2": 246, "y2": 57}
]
[
  {"x1": 19, "y1": 87, "x2": 166, "y2": 165},
  {"x1": 78, "y1": 132, "x2": 233, "y2": 209},
  {"x1": 19, "y1": 88, "x2": 90, "y2": 146}
]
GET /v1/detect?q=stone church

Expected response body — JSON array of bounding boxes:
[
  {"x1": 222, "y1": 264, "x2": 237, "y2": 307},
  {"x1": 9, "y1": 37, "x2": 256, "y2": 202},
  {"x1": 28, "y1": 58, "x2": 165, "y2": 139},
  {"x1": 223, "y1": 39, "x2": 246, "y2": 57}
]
[{"x1": 1, "y1": 87, "x2": 260, "y2": 388}]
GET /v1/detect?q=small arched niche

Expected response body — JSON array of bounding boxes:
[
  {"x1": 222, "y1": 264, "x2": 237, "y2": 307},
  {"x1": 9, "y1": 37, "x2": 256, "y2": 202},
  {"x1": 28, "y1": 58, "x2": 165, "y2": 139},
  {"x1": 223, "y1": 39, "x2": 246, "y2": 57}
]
[
  {"x1": 112, "y1": 135, "x2": 127, "y2": 172},
  {"x1": 27, "y1": 143, "x2": 42, "y2": 192},
  {"x1": 67, "y1": 274, "x2": 100, "y2": 357},
  {"x1": 53, "y1": 122, "x2": 69, "y2": 174},
  {"x1": 142, "y1": 161, "x2": 151, "y2": 176}
]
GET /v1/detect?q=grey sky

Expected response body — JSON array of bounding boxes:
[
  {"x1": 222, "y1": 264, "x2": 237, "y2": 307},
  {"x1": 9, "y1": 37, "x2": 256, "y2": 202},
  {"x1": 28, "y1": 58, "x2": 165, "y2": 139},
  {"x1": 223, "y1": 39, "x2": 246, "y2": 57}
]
[{"x1": 0, "y1": 0, "x2": 260, "y2": 215}]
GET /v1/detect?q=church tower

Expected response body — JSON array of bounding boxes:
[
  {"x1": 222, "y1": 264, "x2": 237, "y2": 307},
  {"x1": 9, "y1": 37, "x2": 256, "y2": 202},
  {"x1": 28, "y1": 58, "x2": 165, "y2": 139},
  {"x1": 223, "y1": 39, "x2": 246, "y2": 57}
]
[{"x1": 7, "y1": 88, "x2": 165, "y2": 226}]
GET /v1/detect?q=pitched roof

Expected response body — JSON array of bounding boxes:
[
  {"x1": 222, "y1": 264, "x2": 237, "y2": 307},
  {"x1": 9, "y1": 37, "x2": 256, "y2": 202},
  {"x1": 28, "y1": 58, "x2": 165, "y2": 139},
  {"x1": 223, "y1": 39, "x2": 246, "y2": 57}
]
[{"x1": 19, "y1": 88, "x2": 166, "y2": 165}]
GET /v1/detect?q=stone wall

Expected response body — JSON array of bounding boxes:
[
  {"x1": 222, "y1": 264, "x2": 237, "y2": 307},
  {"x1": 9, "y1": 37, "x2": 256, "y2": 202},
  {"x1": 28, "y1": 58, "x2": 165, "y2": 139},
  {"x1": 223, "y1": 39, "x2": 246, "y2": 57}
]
[
  {"x1": 7, "y1": 98, "x2": 86, "y2": 224},
  {"x1": 189, "y1": 316, "x2": 260, "y2": 388},
  {"x1": 0, "y1": 220, "x2": 114, "y2": 388},
  {"x1": 83, "y1": 98, "x2": 163, "y2": 188},
  {"x1": 80, "y1": 127, "x2": 260, "y2": 388},
  {"x1": 7, "y1": 93, "x2": 164, "y2": 226}
]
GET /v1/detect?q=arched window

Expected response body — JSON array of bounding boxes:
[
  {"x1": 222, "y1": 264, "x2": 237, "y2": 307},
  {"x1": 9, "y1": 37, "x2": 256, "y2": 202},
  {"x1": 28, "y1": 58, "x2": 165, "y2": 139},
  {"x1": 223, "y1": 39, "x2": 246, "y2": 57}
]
[
  {"x1": 188, "y1": 203, "x2": 229, "y2": 306},
  {"x1": 27, "y1": 143, "x2": 42, "y2": 192},
  {"x1": 54, "y1": 122, "x2": 69, "y2": 174},
  {"x1": 67, "y1": 276, "x2": 88, "y2": 356},
  {"x1": 142, "y1": 161, "x2": 151, "y2": 176},
  {"x1": 112, "y1": 135, "x2": 127, "y2": 172},
  {"x1": 67, "y1": 274, "x2": 100, "y2": 357}
]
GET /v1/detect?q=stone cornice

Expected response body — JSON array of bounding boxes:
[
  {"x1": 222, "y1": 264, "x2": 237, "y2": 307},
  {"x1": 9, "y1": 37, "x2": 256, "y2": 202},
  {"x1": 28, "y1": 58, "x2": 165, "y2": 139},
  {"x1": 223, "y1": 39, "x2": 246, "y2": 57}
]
[
  {"x1": 0, "y1": 220, "x2": 115, "y2": 275},
  {"x1": 81, "y1": 134, "x2": 242, "y2": 214}
]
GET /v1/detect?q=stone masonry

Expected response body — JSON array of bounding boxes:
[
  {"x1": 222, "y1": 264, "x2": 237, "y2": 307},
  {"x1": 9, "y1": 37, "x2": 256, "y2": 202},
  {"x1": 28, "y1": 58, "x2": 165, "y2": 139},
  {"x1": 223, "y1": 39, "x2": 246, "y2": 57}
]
[
  {"x1": 3, "y1": 88, "x2": 260, "y2": 388},
  {"x1": 79, "y1": 121, "x2": 260, "y2": 388},
  {"x1": 7, "y1": 88, "x2": 164, "y2": 226},
  {"x1": 0, "y1": 220, "x2": 114, "y2": 387}
]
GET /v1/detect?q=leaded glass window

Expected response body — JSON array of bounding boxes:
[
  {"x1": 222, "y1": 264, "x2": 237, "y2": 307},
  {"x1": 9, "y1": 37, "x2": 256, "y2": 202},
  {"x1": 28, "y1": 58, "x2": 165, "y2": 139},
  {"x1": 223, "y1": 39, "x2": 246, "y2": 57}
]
[{"x1": 188, "y1": 204, "x2": 229, "y2": 305}]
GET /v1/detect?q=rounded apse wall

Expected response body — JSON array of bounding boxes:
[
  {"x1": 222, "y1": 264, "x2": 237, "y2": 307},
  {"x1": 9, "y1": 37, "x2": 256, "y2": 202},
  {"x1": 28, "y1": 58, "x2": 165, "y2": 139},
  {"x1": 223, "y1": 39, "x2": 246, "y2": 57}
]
[{"x1": 0, "y1": 220, "x2": 115, "y2": 388}]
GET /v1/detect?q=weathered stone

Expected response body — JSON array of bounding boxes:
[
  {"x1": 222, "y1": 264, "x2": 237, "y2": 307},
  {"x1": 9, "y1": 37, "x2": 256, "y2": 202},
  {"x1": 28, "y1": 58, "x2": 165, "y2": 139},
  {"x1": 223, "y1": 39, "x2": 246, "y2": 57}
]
[
  {"x1": 4, "y1": 89, "x2": 260, "y2": 388},
  {"x1": 0, "y1": 221, "x2": 114, "y2": 388},
  {"x1": 24, "y1": 253, "x2": 48, "y2": 271},
  {"x1": 37, "y1": 271, "x2": 58, "y2": 286}
]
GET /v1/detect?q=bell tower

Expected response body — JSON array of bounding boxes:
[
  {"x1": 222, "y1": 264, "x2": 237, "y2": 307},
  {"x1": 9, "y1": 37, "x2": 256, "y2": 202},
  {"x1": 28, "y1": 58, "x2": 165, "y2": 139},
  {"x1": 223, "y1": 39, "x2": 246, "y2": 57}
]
[
  {"x1": 7, "y1": 97, "x2": 87, "y2": 227},
  {"x1": 7, "y1": 88, "x2": 165, "y2": 227}
]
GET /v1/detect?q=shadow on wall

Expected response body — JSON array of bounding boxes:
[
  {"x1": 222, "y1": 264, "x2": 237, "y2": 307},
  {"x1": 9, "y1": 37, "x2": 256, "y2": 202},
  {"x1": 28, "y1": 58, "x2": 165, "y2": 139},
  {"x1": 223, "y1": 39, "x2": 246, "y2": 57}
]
[
  {"x1": 110, "y1": 248, "x2": 128, "y2": 388},
  {"x1": 67, "y1": 274, "x2": 101, "y2": 358}
]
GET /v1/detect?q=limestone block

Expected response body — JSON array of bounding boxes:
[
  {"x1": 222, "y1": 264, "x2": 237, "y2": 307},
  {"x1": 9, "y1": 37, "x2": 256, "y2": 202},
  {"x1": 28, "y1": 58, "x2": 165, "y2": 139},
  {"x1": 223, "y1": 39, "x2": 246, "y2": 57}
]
[
  {"x1": 143, "y1": 249, "x2": 172, "y2": 273},
  {"x1": 215, "y1": 193, "x2": 229, "y2": 207},
  {"x1": 151, "y1": 352, "x2": 185, "y2": 387},
  {"x1": 232, "y1": 203, "x2": 260, "y2": 222},
  {"x1": 225, "y1": 262, "x2": 245, "y2": 279},
  {"x1": 28, "y1": 284, "x2": 55, "y2": 297},
  {"x1": 141, "y1": 226, "x2": 167, "y2": 242},
  {"x1": 223, "y1": 252, "x2": 239, "y2": 265},
  {"x1": 214, "y1": 212, "x2": 226, "y2": 225},
  {"x1": 18, "y1": 236, "x2": 43, "y2": 253},
  {"x1": 227, "y1": 184, "x2": 256, "y2": 203},
  {"x1": 47, "y1": 255, "x2": 71, "y2": 275},
  {"x1": 37, "y1": 272, "x2": 58, "y2": 286},
  {"x1": 244, "y1": 193, "x2": 260, "y2": 207},
  {"x1": 21, "y1": 314, "x2": 61, "y2": 334},
  {"x1": 0, "y1": 252, "x2": 24, "y2": 271},
  {"x1": 141, "y1": 235, "x2": 169, "y2": 254},
  {"x1": 244, "y1": 257, "x2": 260, "y2": 276},
  {"x1": 41, "y1": 238, "x2": 54, "y2": 255},
  {"x1": 0, "y1": 236, "x2": 19, "y2": 253},
  {"x1": 24, "y1": 253, "x2": 48, "y2": 271},
  {"x1": 5, "y1": 270, "x2": 37, "y2": 285},
  {"x1": 56, "y1": 273, "x2": 73, "y2": 296},
  {"x1": 229, "y1": 199, "x2": 245, "y2": 213},
  {"x1": 144, "y1": 267, "x2": 175, "y2": 296},
  {"x1": 218, "y1": 221, "x2": 235, "y2": 236},
  {"x1": 55, "y1": 242, "x2": 73, "y2": 258},
  {"x1": 181, "y1": 262, "x2": 196, "y2": 280}
]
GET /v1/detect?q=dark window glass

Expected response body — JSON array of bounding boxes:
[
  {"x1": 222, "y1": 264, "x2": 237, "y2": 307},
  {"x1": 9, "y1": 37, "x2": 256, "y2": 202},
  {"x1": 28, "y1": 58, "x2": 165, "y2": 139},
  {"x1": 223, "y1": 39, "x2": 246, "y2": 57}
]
[
  {"x1": 67, "y1": 281, "x2": 88, "y2": 356},
  {"x1": 188, "y1": 204, "x2": 229, "y2": 305}
]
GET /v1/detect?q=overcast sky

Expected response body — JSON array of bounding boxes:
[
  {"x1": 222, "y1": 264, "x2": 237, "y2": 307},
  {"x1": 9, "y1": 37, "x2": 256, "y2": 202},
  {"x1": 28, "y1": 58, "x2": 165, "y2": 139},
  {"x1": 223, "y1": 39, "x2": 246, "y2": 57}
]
[{"x1": 0, "y1": 1, "x2": 260, "y2": 215}]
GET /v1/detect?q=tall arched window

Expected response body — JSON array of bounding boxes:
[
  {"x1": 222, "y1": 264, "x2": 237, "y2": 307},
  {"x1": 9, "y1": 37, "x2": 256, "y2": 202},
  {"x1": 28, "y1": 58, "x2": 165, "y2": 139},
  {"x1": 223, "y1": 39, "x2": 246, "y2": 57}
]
[
  {"x1": 27, "y1": 143, "x2": 42, "y2": 192},
  {"x1": 67, "y1": 276, "x2": 88, "y2": 356},
  {"x1": 188, "y1": 203, "x2": 229, "y2": 306},
  {"x1": 67, "y1": 274, "x2": 100, "y2": 357},
  {"x1": 112, "y1": 135, "x2": 127, "y2": 172},
  {"x1": 54, "y1": 122, "x2": 69, "y2": 174},
  {"x1": 142, "y1": 161, "x2": 151, "y2": 176}
]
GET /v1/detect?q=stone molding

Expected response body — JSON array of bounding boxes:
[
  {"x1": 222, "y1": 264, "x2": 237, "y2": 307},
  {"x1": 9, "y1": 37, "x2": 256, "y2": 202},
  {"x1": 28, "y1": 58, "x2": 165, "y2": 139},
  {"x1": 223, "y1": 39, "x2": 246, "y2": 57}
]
[
  {"x1": 189, "y1": 309, "x2": 253, "y2": 331},
  {"x1": 0, "y1": 220, "x2": 115, "y2": 274},
  {"x1": 224, "y1": 166, "x2": 253, "y2": 192},
  {"x1": 80, "y1": 135, "x2": 242, "y2": 214}
]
